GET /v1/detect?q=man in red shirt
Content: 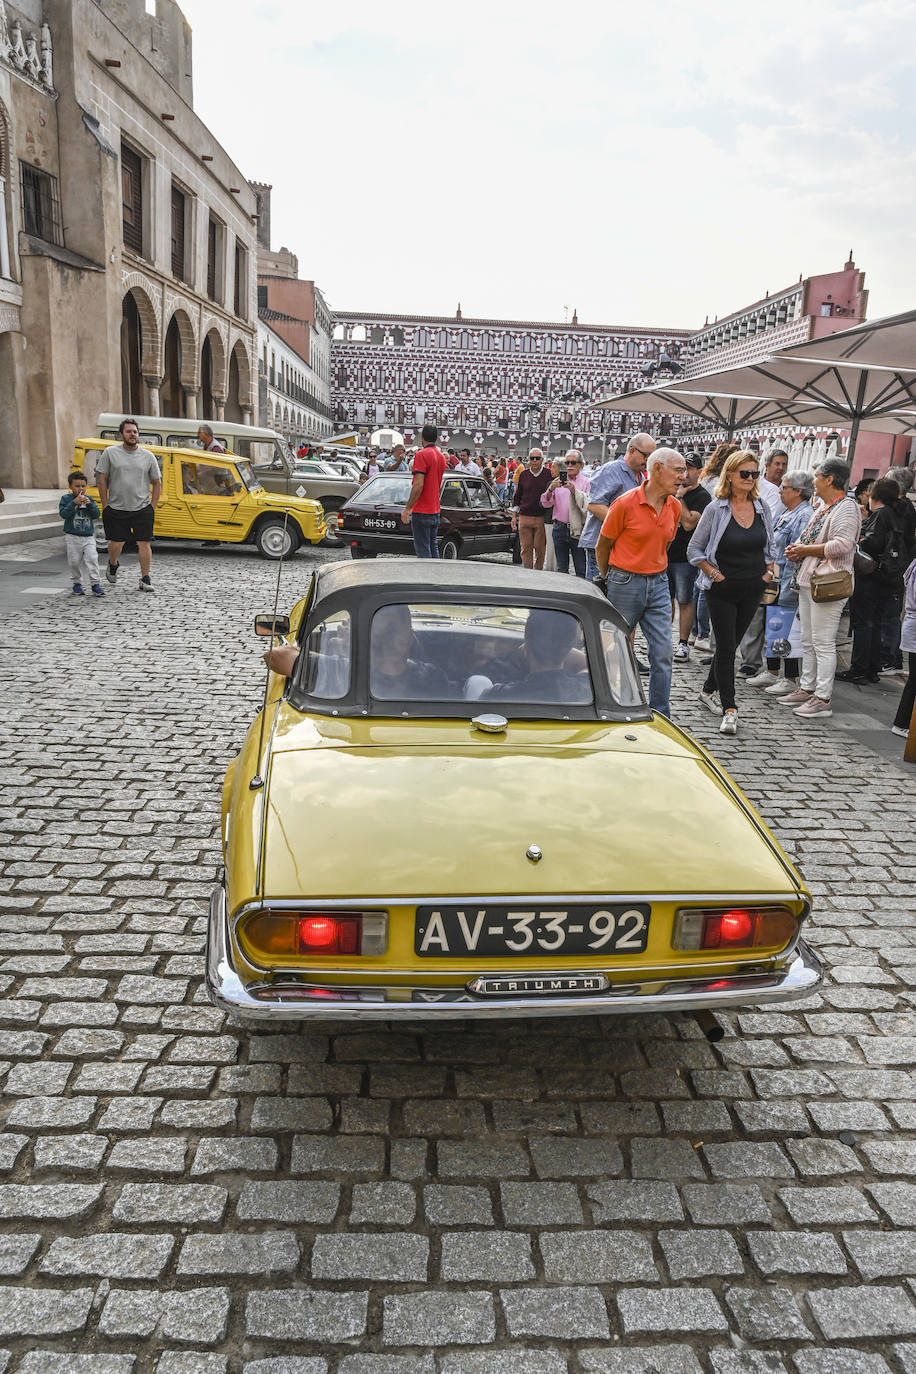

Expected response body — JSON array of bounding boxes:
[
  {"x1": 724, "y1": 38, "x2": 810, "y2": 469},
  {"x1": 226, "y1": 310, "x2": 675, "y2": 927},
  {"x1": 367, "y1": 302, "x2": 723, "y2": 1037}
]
[
  {"x1": 594, "y1": 446, "x2": 686, "y2": 715},
  {"x1": 401, "y1": 423, "x2": 447, "y2": 558}
]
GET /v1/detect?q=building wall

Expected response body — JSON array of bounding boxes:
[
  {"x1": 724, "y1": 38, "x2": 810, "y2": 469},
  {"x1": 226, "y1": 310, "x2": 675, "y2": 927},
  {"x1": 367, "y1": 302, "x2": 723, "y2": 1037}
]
[
  {"x1": 92, "y1": 0, "x2": 193, "y2": 104},
  {"x1": 330, "y1": 312, "x2": 694, "y2": 457},
  {"x1": 0, "y1": 0, "x2": 259, "y2": 489},
  {"x1": 258, "y1": 316, "x2": 333, "y2": 443}
]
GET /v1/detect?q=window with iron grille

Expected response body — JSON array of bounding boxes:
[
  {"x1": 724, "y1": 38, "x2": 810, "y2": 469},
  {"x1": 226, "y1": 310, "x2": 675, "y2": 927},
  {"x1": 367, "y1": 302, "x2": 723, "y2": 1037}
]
[
  {"x1": 233, "y1": 238, "x2": 247, "y2": 318},
  {"x1": 20, "y1": 162, "x2": 62, "y2": 246},
  {"x1": 120, "y1": 142, "x2": 143, "y2": 254},
  {"x1": 170, "y1": 183, "x2": 186, "y2": 280}
]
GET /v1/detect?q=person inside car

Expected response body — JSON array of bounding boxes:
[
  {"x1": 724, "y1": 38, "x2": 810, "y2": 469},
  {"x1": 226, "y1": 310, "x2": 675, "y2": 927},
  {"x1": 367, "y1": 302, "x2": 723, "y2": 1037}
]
[
  {"x1": 484, "y1": 609, "x2": 591, "y2": 703},
  {"x1": 369, "y1": 604, "x2": 449, "y2": 698}
]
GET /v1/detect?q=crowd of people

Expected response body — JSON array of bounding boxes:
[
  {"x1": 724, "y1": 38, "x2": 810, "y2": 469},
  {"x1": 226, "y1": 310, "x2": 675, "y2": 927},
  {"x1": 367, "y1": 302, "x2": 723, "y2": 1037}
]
[{"x1": 396, "y1": 423, "x2": 916, "y2": 741}]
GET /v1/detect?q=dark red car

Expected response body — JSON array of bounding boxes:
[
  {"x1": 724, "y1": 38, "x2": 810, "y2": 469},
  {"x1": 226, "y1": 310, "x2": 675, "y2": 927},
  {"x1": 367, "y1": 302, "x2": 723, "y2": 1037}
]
[{"x1": 338, "y1": 473, "x2": 518, "y2": 561}]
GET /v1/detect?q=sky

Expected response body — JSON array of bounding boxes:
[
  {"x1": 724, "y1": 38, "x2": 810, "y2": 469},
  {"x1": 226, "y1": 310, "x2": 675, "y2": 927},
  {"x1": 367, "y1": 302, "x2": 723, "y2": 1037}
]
[{"x1": 182, "y1": 0, "x2": 916, "y2": 331}]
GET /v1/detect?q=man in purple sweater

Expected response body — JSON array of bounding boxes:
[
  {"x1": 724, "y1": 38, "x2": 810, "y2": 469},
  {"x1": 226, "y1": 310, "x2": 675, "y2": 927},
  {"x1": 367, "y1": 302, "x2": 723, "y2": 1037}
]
[{"x1": 512, "y1": 450, "x2": 553, "y2": 569}]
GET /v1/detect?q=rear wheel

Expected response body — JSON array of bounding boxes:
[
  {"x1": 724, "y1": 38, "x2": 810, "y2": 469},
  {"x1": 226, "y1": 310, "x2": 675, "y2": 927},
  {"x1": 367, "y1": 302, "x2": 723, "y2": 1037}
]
[
  {"x1": 320, "y1": 500, "x2": 344, "y2": 544},
  {"x1": 439, "y1": 535, "x2": 460, "y2": 560},
  {"x1": 254, "y1": 519, "x2": 299, "y2": 560}
]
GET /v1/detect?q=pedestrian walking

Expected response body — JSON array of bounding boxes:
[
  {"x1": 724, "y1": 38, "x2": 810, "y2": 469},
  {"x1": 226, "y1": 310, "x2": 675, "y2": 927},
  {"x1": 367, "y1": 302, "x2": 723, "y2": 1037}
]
[
  {"x1": 891, "y1": 557, "x2": 916, "y2": 739},
  {"x1": 95, "y1": 418, "x2": 162, "y2": 592},
  {"x1": 734, "y1": 448, "x2": 790, "y2": 677},
  {"x1": 781, "y1": 458, "x2": 861, "y2": 719},
  {"x1": 668, "y1": 453, "x2": 711, "y2": 661},
  {"x1": 579, "y1": 434, "x2": 655, "y2": 581},
  {"x1": 494, "y1": 458, "x2": 508, "y2": 503},
  {"x1": 879, "y1": 466, "x2": 916, "y2": 671},
  {"x1": 455, "y1": 449, "x2": 481, "y2": 476},
  {"x1": 511, "y1": 449, "x2": 552, "y2": 569},
  {"x1": 400, "y1": 422, "x2": 447, "y2": 558},
  {"x1": 541, "y1": 450, "x2": 590, "y2": 577},
  {"x1": 59, "y1": 470, "x2": 104, "y2": 597},
  {"x1": 688, "y1": 450, "x2": 777, "y2": 735},
  {"x1": 594, "y1": 447, "x2": 686, "y2": 716}
]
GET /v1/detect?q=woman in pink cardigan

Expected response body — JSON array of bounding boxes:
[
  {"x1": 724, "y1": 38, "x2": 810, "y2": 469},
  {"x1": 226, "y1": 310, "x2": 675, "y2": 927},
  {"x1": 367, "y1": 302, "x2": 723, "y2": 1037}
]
[{"x1": 782, "y1": 458, "x2": 862, "y2": 720}]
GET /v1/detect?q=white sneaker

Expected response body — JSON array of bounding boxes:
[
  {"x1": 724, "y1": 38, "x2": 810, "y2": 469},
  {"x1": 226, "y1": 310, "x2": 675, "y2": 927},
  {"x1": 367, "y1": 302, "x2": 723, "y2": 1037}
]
[
  {"x1": 745, "y1": 670, "x2": 779, "y2": 688},
  {"x1": 687, "y1": 633, "x2": 697, "y2": 646},
  {"x1": 764, "y1": 678, "x2": 796, "y2": 696},
  {"x1": 891, "y1": 725, "x2": 909, "y2": 738},
  {"x1": 673, "y1": 642, "x2": 690, "y2": 663},
  {"x1": 139, "y1": 574, "x2": 154, "y2": 592},
  {"x1": 720, "y1": 709, "x2": 738, "y2": 735},
  {"x1": 699, "y1": 688, "x2": 721, "y2": 715},
  {"x1": 693, "y1": 637, "x2": 711, "y2": 651}
]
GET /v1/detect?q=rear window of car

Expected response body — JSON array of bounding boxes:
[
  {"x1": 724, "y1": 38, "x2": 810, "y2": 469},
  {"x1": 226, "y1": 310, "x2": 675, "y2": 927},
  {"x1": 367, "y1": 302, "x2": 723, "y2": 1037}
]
[
  {"x1": 368, "y1": 603, "x2": 599, "y2": 706},
  {"x1": 352, "y1": 476, "x2": 412, "y2": 506}
]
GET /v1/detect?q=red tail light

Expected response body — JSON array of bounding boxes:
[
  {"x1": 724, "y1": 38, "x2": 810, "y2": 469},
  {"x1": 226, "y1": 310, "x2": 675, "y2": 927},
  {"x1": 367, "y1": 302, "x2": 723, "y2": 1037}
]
[
  {"x1": 674, "y1": 905, "x2": 798, "y2": 952},
  {"x1": 241, "y1": 910, "x2": 388, "y2": 960},
  {"x1": 299, "y1": 915, "x2": 360, "y2": 955}
]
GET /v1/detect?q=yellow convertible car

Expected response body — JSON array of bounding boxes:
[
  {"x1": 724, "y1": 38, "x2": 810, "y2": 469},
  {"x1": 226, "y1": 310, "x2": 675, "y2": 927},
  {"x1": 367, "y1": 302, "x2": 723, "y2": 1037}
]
[{"x1": 207, "y1": 562, "x2": 821, "y2": 1020}]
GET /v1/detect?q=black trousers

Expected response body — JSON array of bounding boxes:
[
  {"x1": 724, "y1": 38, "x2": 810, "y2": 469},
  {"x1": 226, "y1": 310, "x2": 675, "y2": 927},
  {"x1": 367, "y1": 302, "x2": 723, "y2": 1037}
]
[
  {"x1": 849, "y1": 577, "x2": 897, "y2": 675},
  {"x1": 703, "y1": 577, "x2": 764, "y2": 711},
  {"x1": 893, "y1": 652, "x2": 916, "y2": 731}
]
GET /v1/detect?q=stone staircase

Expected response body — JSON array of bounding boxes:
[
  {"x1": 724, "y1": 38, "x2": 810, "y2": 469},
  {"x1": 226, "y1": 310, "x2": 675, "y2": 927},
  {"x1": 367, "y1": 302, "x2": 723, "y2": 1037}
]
[{"x1": 0, "y1": 490, "x2": 63, "y2": 547}]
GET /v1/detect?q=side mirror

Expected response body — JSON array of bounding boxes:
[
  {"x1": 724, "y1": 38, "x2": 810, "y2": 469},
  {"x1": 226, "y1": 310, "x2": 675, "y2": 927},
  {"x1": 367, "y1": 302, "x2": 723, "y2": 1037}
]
[{"x1": 254, "y1": 614, "x2": 290, "y2": 637}]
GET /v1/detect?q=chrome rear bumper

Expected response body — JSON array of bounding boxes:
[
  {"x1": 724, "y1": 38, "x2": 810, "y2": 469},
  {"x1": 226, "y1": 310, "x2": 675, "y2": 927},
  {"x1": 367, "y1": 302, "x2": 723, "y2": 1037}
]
[{"x1": 206, "y1": 885, "x2": 822, "y2": 1022}]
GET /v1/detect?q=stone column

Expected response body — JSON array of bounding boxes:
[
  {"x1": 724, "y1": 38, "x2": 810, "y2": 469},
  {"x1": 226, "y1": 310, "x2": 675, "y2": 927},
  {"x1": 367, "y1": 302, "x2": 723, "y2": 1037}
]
[
  {"x1": 184, "y1": 388, "x2": 199, "y2": 420},
  {"x1": 241, "y1": 406, "x2": 252, "y2": 426},
  {"x1": 143, "y1": 376, "x2": 162, "y2": 415},
  {"x1": 213, "y1": 396, "x2": 226, "y2": 421}
]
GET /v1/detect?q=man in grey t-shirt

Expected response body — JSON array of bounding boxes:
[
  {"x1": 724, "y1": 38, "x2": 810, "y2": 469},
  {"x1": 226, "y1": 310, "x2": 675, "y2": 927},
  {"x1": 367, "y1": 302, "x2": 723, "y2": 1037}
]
[{"x1": 96, "y1": 418, "x2": 161, "y2": 592}]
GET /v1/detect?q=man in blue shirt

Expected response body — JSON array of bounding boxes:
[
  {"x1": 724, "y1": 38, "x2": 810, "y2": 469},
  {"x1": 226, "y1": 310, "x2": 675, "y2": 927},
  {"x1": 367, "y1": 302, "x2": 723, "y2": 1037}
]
[{"x1": 579, "y1": 433, "x2": 656, "y2": 580}]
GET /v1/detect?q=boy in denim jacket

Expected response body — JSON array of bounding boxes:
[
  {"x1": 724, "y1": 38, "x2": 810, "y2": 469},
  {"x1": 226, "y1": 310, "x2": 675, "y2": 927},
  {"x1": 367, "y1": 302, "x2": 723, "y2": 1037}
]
[{"x1": 59, "y1": 471, "x2": 104, "y2": 596}]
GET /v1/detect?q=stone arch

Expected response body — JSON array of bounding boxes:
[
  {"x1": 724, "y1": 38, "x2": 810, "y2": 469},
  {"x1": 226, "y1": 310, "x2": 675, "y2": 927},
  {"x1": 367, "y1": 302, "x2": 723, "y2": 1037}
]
[
  {"x1": 165, "y1": 305, "x2": 198, "y2": 388},
  {"x1": 227, "y1": 334, "x2": 253, "y2": 406},
  {"x1": 200, "y1": 326, "x2": 226, "y2": 418},
  {"x1": 120, "y1": 281, "x2": 160, "y2": 375}
]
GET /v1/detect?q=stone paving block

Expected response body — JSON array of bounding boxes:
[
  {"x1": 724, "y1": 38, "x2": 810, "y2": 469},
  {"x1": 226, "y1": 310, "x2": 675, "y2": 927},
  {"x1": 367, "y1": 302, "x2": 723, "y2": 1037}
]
[
  {"x1": 403, "y1": 1099, "x2": 487, "y2": 1135},
  {"x1": 337, "y1": 1359, "x2": 431, "y2": 1374},
  {"x1": 236, "y1": 1180, "x2": 340, "y2": 1223},
  {"x1": 217, "y1": 1065, "x2": 282, "y2": 1095},
  {"x1": 861, "y1": 1140, "x2": 916, "y2": 1173},
  {"x1": 828, "y1": 1068, "x2": 915, "y2": 1099},
  {"x1": 391, "y1": 1139, "x2": 428, "y2": 1180},
  {"x1": 290, "y1": 1133, "x2": 384, "y2": 1174},
  {"x1": 791, "y1": 1352, "x2": 893, "y2": 1374},
  {"x1": 501, "y1": 1286, "x2": 609, "y2": 1339},
  {"x1": 247, "y1": 1290, "x2": 368, "y2": 1341},
  {"x1": 541, "y1": 1229, "x2": 658, "y2": 1283},
  {"x1": 108, "y1": 1137, "x2": 187, "y2": 1173},
  {"x1": 191, "y1": 1136, "x2": 277, "y2": 1174},
  {"x1": 370, "y1": 1067, "x2": 448, "y2": 1098},
  {"x1": 349, "y1": 1182, "x2": 416, "y2": 1224},
  {"x1": 423, "y1": 1184, "x2": 494, "y2": 1225},
  {"x1": 724, "y1": 1286, "x2": 813, "y2": 1341},
  {"x1": 806, "y1": 1101, "x2": 891, "y2": 1133},
  {"x1": 707, "y1": 1355, "x2": 788, "y2": 1374},
  {"x1": 843, "y1": 1230, "x2": 916, "y2": 1280},
  {"x1": 492, "y1": 1102, "x2": 578, "y2": 1133},
  {"x1": 659, "y1": 1100, "x2": 731, "y2": 1134},
  {"x1": 251, "y1": 1097, "x2": 334, "y2": 1132},
  {"x1": 99, "y1": 1097, "x2": 163, "y2": 1131},
  {"x1": 17, "y1": 1357, "x2": 136, "y2": 1373},
  {"x1": 892, "y1": 1345, "x2": 916, "y2": 1374},
  {"x1": 178, "y1": 1230, "x2": 299, "y2": 1275},
  {"x1": 528, "y1": 1136, "x2": 623, "y2": 1178},
  {"x1": 40, "y1": 1001, "x2": 119, "y2": 1027},
  {"x1": 244, "y1": 1361, "x2": 328, "y2": 1374},
  {"x1": 99, "y1": 1286, "x2": 230, "y2": 1342},
  {"x1": 615, "y1": 1287, "x2": 727, "y2": 1335},
  {"x1": 0, "y1": 1285, "x2": 93, "y2": 1336},
  {"x1": 587, "y1": 1182, "x2": 683, "y2": 1223},
  {"x1": 500, "y1": 1181, "x2": 584, "y2": 1225},
  {"x1": 156, "y1": 1357, "x2": 227, "y2": 1374},
  {"x1": 440, "y1": 1355, "x2": 565, "y2": 1374},
  {"x1": 112, "y1": 1182, "x2": 227, "y2": 1224},
  {"x1": 785, "y1": 1137, "x2": 862, "y2": 1176},
  {"x1": 159, "y1": 1099, "x2": 237, "y2": 1129},
  {"x1": 440, "y1": 1231, "x2": 534, "y2": 1281},
  {"x1": 142, "y1": 1066, "x2": 216, "y2": 1093},
  {"x1": 19, "y1": 977, "x2": 106, "y2": 1001},
  {"x1": 311, "y1": 1232, "x2": 428, "y2": 1282},
  {"x1": 747, "y1": 1230, "x2": 847, "y2": 1275},
  {"x1": 5, "y1": 1095, "x2": 97, "y2": 1129},
  {"x1": 807, "y1": 1285, "x2": 916, "y2": 1339},
  {"x1": 0, "y1": 1183, "x2": 103, "y2": 1220},
  {"x1": 383, "y1": 1292, "x2": 494, "y2": 1346},
  {"x1": 437, "y1": 1140, "x2": 530, "y2": 1177},
  {"x1": 73, "y1": 1063, "x2": 144, "y2": 1093},
  {"x1": 702, "y1": 1141, "x2": 795, "y2": 1178},
  {"x1": 580, "y1": 1103, "x2": 661, "y2": 1134},
  {"x1": 52, "y1": 1028, "x2": 125, "y2": 1058},
  {"x1": 630, "y1": 1137, "x2": 706, "y2": 1179},
  {"x1": 659, "y1": 1227, "x2": 743, "y2": 1279},
  {"x1": 867, "y1": 1184, "x2": 916, "y2": 1225},
  {"x1": 40, "y1": 1231, "x2": 174, "y2": 1279},
  {"x1": 0, "y1": 1233, "x2": 40, "y2": 1275},
  {"x1": 580, "y1": 1351, "x2": 702, "y2": 1373},
  {"x1": 340, "y1": 1098, "x2": 391, "y2": 1134},
  {"x1": 0, "y1": 1135, "x2": 28, "y2": 1171},
  {"x1": 0, "y1": 1030, "x2": 48, "y2": 1056},
  {"x1": 779, "y1": 1185, "x2": 878, "y2": 1224},
  {"x1": 733, "y1": 1102, "x2": 810, "y2": 1135}
]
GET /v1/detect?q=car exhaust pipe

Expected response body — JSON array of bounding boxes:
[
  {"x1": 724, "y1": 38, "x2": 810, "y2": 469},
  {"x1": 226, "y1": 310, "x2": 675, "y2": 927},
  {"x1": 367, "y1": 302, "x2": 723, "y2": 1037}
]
[{"x1": 692, "y1": 1009, "x2": 726, "y2": 1042}]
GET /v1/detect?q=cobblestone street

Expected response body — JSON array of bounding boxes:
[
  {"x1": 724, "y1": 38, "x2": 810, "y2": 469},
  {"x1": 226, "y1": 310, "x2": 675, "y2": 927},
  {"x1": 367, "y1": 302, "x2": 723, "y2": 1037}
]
[{"x1": 1, "y1": 539, "x2": 915, "y2": 1374}]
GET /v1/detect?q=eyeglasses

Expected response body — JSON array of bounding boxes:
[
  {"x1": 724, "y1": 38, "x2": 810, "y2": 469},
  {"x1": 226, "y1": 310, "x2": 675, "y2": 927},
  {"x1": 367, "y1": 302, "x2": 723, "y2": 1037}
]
[
  {"x1": 567, "y1": 460, "x2": 581, "y2": 466},
  {"x1": 737, "y1": 469, "x2": 759, "y2": 480},
  {"x1": 636, "y1": 449, "x2": 654, "y2": 459}
]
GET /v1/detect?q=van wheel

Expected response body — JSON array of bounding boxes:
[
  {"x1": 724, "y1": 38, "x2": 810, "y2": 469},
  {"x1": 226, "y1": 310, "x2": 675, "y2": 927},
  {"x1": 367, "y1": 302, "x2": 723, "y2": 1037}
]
[
  {"x1": 255, "y1": 519, "x2": 299, "y2": 560},
  {"x1": 440, "y1": 535, "x2": 460, "y2": 560}
]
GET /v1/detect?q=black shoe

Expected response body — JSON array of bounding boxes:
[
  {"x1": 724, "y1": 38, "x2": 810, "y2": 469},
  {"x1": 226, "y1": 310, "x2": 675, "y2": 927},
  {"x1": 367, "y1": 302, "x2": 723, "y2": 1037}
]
[
  {"x1": 738, "y1": 664, "x2": 758, "y2": 677},
  {"x1": 636, "y1": 658, "x2": 650, "y2": 675},
  {"x1": 836, "y1": 669, "x2": 870, "y2": 685},
  {"x1": 700, "y1": 655, "x2": 713, "y2": 666},
  {"x1": 105, "y1": 562, "x2": 119, "y2": 585}
]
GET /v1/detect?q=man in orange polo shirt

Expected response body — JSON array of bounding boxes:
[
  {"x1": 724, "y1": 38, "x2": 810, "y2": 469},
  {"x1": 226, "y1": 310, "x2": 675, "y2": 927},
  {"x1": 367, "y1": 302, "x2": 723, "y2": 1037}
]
[{"x1": 594, "y1": 447, "x2": 686, "y2": 716}]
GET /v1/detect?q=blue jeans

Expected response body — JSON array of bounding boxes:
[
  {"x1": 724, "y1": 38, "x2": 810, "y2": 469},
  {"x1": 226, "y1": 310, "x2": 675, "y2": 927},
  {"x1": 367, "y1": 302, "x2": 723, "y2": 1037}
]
[
  {"x1": 694, "y1": 586, "x2": 710, "y2": 639},
  {"x1": 584, "y1": 547, "x2": 600, "y2": 582},
  {"x1": 410, "y1": 512, "x2": 439, "y2": 558},
  {"x1": 552, "y1": 522, "x2": 587, "y2": 577},
  {"x1": 604, "y1": 568, "x2": 673, "y2": 715}
]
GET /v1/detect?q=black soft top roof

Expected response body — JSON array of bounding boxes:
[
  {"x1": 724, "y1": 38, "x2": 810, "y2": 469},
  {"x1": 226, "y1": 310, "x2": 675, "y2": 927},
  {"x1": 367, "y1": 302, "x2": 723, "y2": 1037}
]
[{"x1": 312, "y1": 559, "x2": 610, "y2": 610}]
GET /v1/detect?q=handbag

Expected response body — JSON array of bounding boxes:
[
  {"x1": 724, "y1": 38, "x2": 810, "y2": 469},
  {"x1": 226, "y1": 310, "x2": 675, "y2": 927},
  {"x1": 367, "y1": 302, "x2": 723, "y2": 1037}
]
[
  {"x1": 810, "y1": 569, "x2": 853, "y2": 602},
  {"x1": 760, "y1": 579, "x2": 780, "y2": 605},
  {"x1": 853, "y1": 546, "x2": 876, "y2": 575}
]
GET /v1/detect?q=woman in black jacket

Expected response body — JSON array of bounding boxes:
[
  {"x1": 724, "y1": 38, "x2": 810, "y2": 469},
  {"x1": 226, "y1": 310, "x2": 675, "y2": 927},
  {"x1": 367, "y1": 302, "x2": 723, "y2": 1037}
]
[{"x1": 840, "y1": 477, "x2": 908, "y2": 684}]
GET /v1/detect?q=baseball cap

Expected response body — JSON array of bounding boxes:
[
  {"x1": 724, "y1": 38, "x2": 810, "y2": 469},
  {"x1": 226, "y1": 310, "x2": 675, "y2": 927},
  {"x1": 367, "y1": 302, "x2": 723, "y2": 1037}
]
[{"x1": 685, "y1": 453, "x2": 704, "y2": 469}]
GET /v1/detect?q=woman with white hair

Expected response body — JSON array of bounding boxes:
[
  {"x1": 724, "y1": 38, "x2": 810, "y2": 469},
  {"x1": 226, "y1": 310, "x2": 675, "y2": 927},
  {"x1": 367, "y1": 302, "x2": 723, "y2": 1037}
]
[
  {"x1": 748, "y1": 468, "x2": 815, "y2": 695},
  {"x1": 782, "y1": 458, "x2": 861, "y2": 719}
]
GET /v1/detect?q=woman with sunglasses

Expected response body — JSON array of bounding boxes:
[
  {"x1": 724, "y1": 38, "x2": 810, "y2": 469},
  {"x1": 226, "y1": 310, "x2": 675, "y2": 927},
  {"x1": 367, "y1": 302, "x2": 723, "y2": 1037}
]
[{"x1": 688, "y1": 450, "x2": 777, "y2": 735}]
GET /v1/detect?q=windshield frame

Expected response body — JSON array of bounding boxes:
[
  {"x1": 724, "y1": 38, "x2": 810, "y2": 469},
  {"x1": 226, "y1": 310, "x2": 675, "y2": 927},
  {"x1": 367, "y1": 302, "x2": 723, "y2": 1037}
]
[{"x1": 286, "y1": 585, "x2": 648, "y2": 723}]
